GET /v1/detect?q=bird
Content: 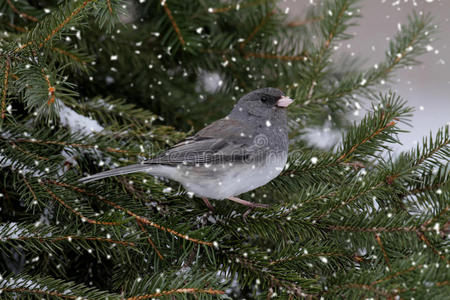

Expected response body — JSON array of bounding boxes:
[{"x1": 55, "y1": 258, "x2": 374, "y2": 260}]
[{"x1": 79, "y1": 88, "x2": 293, "y2": 210}]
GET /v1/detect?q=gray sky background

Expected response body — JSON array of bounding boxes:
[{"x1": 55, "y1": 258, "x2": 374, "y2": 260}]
[{"x1": 280, "y1": 0, "x2": 449, "y2": 153}]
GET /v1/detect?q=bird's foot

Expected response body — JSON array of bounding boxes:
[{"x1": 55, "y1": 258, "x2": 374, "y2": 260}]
[
  {"x1": 202, "y1": 197, "x2": 214, "y2": 211},
  {"x1": 228, "y1": 196, "x2": 269, "y2": 208}
]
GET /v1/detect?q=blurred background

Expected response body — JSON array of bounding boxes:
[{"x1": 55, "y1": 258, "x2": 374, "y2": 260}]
[{"x1": 281, "y1": 0, "x2": 450, "y2": 152}]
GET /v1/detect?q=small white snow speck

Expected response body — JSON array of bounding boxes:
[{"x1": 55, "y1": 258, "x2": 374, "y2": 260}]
[
  {"x1": 110, "y1": 55, "x2": 118, "y2": 61},
  {"x1": 436, "y1": 189, "x2": 442, "y2": 194},
  {"x1": 310, "y1": 157, "x2": 318, "y2": 164},
  {"x1": 319, "y1": 256, "x2": 328, "y2": 263},
  {"x1": 162, "y1": 187, "x2": 172, "y2": 193},
  {"x1": 387, "y1": 213, "x2": 392, "y2": 218},
  {"x1": 433, "y1": 223, "x2": 440, "y2": 234},
  {"x1": 266, "y1": 120, "x2": 271, "y2": 127},
  {"x1": 425, "y1": 45, "x2": 434, "y2": 52},
  {"x1": 213, "y1": 241, "x2": 219, "y2": 248}
]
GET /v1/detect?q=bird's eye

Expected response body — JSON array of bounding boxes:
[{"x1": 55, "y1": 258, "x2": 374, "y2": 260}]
[{"x1": 261, "y1": 95, "x2": 268, "y2": 102}]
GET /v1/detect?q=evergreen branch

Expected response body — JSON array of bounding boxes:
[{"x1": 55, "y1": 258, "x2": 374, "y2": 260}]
[
  {"x1": 137, "y1": 220, "x2": 164, "y2": 260},
  {"x1": 6, "y1": 0, "x2": 38, "y2": 22},
  {"x1": 227, "y1": 254, "x2": 313, "y2": 297},
  {"x1": 126, "y1": 288, "x2": 225, "y2": 300},
  {"x1": 15, "y1": 0, "x2": 94, "y2": 53},
  {"x1": 338, "y1": 121, "x2": 396, "y2": 162},
  {"x1": 12, "y1": 137, "x2": 132, "y2": 155},
  {"x1": 1, "y1": 59, "x2": 10, "y2": 119},
  {"x1": 1, "y1": 287, "x2": 80, "y2": 299},
  {"x1": 41, "y1": 182, "x2": 123, "y2": 226},
  {"x1": 208, "y1": 0, "x2": 274, "y2": 13},
  {"x1": 322, "y1": 1, "x2": 351, "y2": 51},
  {"x1": 162, "y1": 1, "x2": 185, "y2": 46},
  {"x1": 51, "y1": 46, "x2": 87, "y2": 65},
  {"x1": 375, "y1": 234, "x2": 391, "y2": 270},
  {"x1": 338, "y1": 92, "x2": 412, "y2": 162},
  {"x1": 49, "y1": 181, "x2": 214, "y2": 247},
  {"x1": 240, "y1": 11, "x2": 274, "y2": 49},
  {"x1": 309, "y1": 12, "x2": 433, "y2": 103},
  {"x1": 317, "y1": 181, "x2": 385, "y2": 219},
  {"x1": 0, "y1": 274, "x2": 117, "y2": 299},
  {"x1": 413, "y1": 129, "x2": 449, "y2": 168},
  {"x1": 269, "y1": 252, "x2": 346, "y2": 266},
  {"x1": 101, "y1": 197, "x2": 214, "y2": 246}
]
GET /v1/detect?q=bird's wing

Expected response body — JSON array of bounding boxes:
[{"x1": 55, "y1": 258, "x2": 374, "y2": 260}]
[{"x1": 147, "y1": 118, "x2": 261, "y2": 166}]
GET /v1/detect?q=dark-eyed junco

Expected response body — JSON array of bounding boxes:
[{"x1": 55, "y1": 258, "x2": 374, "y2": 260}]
[{"x1": 79, "y1": 88, "x2": 293, "y2": 209}]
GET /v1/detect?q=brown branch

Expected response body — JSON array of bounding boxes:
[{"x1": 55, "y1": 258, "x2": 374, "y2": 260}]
[
  {"x1": 6, "y1": 0, "x2": 38, "y2": 22},
  {"x1": 327, "y1": 283, "x2": 390, "y2": 298},
  {"x1": 15, "y1": 0, "x2": 94, "y2": 53},
  {"x1": 47, "y1": 181, "x2": 214, "y2": 247},
  {"x1": 371, "y1": 265, "x2": 422, "y2": 285},
  {"x1": 416, "y1": 230, "x2": 449, "y2": 264},
  {"x1": 41, "y1": 68, "x2": 55, "y2": 106},
  {"x1": 126, "y1": 288, "x2": 225, "y2": 300},
  {"x1": 288, "y1": 17, "x2": 323, "y2": 27},
  {"x1": 106, "y1": 0, "x2": 113, "y2": 14},
  {"x1": 208, "y1": 0, "x2": 269, "y2": 14},
  {"x1": 436, "y1": 281, "x2": 449, "y2": 287},
  {"x1": 1, "y1": 59, "x2": 10, "y2": 119},
  {"x1": 11, "y1": 235, "x2": 135, "y2": 247},
  {"x1": 331, "y1": 225, "x2": 417, "y2": 233},
  {"x1": 375, "y1": 233, "x2": 391, "y2": 270},
  {"x1": 21, "y1": 174, "x2": 38, "y2": 202},
  {"x1": 137, "y1": 219, "x2": 164, "y2": 260},
  {"x1": 323, "y1": 3, "x2": 349, "y2": 51},
  {"x1": 162, "y1": 2, "x2": 185, "y2": 46},
  {"x1": 240, "y1": 11, "x2": 274, "y2": 49},
  {"x1": 100, "y1": 196, "x2": 213, "y2": 246},
  {"x1": 338, "y1": 121, "x2": 397, "y2": 161},
  {"x1": 6, "y1": 22, "x2": 27, "y2": 32},
  {"x1": 1, "y1": 288, "x2": 79, "y2": 299},
  {"x1": 244, "y1": 52, "x2": 307, "y2": 61},
  {"x1": 269, "y1": 252, "x2": 345, "y2": 265},
  {"x1": 51, "y1": 47, "x2": 86, "y2": 64},
  {"x1": 11, "y1": 142, "x2": 49, "y2": 161},
  {"x1": 40, "y1": 183, "x2": 122, "y2": 226},
  {"x1": 421, "y1": 205, "x2": 449, "y2": 229}
]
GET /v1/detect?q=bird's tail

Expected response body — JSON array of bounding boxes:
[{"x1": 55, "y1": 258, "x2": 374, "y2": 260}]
[{"x1": 78, "y1": 164, "x2": 151, "y2": 183}]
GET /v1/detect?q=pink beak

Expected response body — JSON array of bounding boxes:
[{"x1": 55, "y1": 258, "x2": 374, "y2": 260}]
[{"x1": 276, "y1": 96, "x2": 294, "y2": 108}]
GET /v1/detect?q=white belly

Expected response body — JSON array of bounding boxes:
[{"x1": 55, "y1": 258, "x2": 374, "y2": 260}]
[{"x1": 174, "y1": 153, "x2": 288, "y2": 199}]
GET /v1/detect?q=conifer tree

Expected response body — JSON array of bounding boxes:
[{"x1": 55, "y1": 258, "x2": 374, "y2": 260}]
[{"x1": 0, "y1": 0, "x2": 448, "y2": 299}]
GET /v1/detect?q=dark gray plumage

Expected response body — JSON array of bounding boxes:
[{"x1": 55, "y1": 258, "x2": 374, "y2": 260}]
[{"x1": 79, "y1": 88, "x2": 293, "y2": 208}]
